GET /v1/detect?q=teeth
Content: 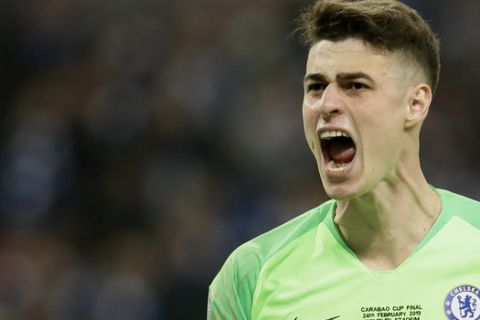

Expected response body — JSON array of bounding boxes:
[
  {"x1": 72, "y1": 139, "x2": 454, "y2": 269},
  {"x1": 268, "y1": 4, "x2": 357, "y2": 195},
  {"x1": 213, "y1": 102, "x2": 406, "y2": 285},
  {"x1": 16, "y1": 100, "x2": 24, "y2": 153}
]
[
  {"x1": 320, "y1": 130, "x2": 350, "y2": 140},
  {"x1": 327, "y1": 160, "x2": 347, "y2": 171}
]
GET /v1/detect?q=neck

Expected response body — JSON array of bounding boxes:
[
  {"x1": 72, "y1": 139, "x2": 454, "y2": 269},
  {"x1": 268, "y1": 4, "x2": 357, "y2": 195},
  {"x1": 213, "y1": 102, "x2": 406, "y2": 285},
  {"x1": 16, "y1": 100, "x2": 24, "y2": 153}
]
[{"x1": 334, "y1": 166, "x2": 441, "y2": 271}]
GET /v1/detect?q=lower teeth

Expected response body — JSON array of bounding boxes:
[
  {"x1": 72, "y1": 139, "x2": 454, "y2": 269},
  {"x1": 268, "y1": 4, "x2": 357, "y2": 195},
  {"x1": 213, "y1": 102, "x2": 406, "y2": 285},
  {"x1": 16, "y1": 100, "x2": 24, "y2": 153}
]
[{"x1": 327, "y1": 160, "x2": 347, "y2": 171}]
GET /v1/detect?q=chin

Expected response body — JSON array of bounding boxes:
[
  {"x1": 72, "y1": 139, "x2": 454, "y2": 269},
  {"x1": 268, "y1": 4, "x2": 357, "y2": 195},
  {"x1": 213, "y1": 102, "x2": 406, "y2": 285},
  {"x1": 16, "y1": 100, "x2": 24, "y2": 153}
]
[
  {"x1": 323, "y1": 185, "x2": 354, "y2": 200},
  {"x1": 321, "y1": 179, "x2": 364, "y2": 201}
]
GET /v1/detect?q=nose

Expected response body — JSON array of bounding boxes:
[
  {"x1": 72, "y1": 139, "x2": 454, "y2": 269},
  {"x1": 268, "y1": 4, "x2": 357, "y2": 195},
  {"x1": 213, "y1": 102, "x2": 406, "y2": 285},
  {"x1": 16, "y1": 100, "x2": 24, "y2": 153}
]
[{"x1": 317, "y1": 84, "x2": 343, "y2": 121}]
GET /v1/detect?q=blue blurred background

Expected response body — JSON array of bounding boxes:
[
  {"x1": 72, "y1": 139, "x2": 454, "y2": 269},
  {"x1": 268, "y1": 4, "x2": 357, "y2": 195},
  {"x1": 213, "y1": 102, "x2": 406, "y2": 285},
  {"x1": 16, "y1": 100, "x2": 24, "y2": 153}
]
[{"x1": 0, "y1": 0, "x2": 479, "y2": 319}]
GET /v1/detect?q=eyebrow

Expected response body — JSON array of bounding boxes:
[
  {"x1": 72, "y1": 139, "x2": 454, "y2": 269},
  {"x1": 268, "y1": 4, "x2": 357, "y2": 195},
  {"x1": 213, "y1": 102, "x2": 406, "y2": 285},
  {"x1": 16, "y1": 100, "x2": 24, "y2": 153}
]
[
  {"x1": 303, "y1": 73, "x2": 327, "y2": 84},
  {"x1": 337, "y1": 72, "x2": 374, "y2": 83},
  {"x1": 303, "y1": 72, "x2": 374, "y2": 84}
]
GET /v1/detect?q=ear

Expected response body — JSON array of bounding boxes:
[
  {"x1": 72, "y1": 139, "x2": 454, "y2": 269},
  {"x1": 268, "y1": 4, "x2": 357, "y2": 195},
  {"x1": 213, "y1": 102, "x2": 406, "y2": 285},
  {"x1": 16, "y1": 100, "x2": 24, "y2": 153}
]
[{"x1": 404, "y1": 83, "x2": 432, "y2": 129}]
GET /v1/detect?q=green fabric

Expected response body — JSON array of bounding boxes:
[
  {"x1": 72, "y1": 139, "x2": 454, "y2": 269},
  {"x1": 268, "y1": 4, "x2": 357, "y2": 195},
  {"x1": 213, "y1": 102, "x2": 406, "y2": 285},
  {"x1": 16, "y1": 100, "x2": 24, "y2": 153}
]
[{"x1": 208, "y1": 189, "x2": 480, "y2": 319}]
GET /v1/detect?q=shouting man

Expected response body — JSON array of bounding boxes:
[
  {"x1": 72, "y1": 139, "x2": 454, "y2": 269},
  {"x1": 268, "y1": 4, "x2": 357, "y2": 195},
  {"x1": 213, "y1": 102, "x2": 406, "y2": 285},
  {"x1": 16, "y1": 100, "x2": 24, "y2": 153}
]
[{"x1": 208, "y1": 1, "x2": 480, "y2": 319}]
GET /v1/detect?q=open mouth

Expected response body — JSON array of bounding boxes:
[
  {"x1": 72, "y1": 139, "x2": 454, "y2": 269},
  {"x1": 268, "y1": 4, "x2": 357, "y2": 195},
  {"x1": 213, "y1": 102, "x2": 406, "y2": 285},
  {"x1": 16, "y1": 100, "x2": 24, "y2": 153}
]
[{"x1": 320, "y1": 130, "x2": 356, "y2": 172}]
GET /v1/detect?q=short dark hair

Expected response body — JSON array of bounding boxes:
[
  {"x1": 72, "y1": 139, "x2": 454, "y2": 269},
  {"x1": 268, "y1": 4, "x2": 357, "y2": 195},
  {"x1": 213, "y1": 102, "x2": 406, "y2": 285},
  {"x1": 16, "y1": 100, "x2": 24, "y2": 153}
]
[{"x1": 296, "y1": 0, "x2": 441, "y2": 93}]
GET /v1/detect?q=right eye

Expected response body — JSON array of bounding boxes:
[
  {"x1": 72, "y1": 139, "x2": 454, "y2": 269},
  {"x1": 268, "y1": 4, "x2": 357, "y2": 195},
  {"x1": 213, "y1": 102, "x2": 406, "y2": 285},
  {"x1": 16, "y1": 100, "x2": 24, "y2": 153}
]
[{"x1": 307, "y1": 82, "x2": 326, "y2": 93}]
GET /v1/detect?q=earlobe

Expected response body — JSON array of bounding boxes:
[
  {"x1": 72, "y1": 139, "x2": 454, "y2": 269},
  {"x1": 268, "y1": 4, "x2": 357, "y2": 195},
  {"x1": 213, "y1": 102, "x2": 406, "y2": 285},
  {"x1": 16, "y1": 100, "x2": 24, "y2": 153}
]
[{"x1": 404, "y1": 84, "x2": 432, "y2": 129}]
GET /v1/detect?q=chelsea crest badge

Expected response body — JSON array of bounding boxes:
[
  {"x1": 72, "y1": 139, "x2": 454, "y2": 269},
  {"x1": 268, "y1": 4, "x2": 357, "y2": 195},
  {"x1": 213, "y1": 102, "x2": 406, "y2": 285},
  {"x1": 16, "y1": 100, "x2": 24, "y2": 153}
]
[{"x1": 445, "y1": 285, "x2": 480, "y2": 320}]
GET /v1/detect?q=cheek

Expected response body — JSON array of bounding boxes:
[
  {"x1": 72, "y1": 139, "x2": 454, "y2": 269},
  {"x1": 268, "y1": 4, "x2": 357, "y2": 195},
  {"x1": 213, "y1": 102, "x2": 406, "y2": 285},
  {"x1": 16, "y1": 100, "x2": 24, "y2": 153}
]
[
  {"x1": 302, "y1": 103, "x2": 318, "y2": 151},
  {"x1": 361, "y1": 103, "x2": 404, "y2": 134},
  {"x1": 358, "y1": 110, "x2": 403, "y2": 158},
  {"x1": 363, "y1": 122, "x2": 404, "y2": 171}
]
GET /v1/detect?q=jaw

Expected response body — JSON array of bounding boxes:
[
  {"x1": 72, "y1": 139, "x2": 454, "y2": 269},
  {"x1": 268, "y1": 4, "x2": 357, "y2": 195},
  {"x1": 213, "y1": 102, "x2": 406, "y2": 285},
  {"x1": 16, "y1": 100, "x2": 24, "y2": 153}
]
[
  {"x1": 319, "y1": 168, "x2": 361, "y2": 200},
  {"x1": 320, "y1": 152, "x2": 406, "y2": 201}
]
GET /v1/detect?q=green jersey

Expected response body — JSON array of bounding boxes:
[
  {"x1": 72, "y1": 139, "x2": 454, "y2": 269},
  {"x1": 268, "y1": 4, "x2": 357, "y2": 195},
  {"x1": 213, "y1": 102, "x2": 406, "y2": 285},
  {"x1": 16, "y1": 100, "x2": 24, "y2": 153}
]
[{"x1": 208, "y1": 189, "x2": 480, "y2": 320}]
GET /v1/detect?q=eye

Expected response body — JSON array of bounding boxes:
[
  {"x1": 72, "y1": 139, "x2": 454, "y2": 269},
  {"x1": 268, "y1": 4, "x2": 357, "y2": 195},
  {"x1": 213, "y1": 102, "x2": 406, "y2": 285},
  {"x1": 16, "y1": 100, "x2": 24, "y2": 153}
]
[
  {"x1": 306, "y1": 82, "x2": 327, "y2": 93},
  {"x1": 348, "y1": 82, "x2": 369, "y2": 90}
]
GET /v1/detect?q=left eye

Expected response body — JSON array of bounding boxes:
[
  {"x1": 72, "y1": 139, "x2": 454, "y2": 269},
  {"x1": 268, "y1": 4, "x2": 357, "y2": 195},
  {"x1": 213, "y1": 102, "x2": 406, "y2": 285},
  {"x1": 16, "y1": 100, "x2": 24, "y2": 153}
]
[{"x1": 350, "y1": 82, "x2": 368, "y2": 90}]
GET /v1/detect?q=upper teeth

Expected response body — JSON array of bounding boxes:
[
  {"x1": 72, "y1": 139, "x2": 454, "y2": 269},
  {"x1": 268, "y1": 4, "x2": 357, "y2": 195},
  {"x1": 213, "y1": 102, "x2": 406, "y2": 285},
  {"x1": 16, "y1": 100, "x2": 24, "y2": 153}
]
[{"x1": 320, "y1": 130, "x2": 350, "y2": 140}]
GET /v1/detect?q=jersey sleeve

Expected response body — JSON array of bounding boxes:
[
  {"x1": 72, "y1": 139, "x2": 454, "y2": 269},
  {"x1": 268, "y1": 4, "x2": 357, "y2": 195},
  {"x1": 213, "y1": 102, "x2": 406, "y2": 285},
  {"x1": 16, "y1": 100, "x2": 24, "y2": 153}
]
[{"x1": 208, "y1": 242, "x2": 262, "y2": 320}]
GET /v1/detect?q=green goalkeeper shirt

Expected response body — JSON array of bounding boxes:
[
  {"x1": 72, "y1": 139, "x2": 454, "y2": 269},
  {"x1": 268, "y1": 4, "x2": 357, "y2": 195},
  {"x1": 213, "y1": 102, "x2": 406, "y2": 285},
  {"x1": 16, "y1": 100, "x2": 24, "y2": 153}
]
[{"x1": 208, "y1": 188, "x2": 480, "y2": 320}]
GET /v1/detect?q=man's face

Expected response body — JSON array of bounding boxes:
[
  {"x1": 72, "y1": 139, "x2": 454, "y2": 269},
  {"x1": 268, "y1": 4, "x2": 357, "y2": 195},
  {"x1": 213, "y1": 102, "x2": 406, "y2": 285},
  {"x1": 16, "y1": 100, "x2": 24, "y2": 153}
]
[{"x1": 303, "y1": 38, "x2": 415, "y2": 200}]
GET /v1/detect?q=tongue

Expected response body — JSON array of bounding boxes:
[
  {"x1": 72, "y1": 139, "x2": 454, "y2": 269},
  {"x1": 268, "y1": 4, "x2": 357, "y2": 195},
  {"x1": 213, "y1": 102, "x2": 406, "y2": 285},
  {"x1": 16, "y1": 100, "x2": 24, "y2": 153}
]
[{"x1": 329, "y1": 139, "x2": 356, "y2": 163}]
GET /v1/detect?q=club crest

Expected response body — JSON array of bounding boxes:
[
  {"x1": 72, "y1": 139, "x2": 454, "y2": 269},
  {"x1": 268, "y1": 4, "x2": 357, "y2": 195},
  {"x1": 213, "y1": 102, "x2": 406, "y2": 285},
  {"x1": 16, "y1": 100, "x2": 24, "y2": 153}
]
[{"x1": 445, "y1": 285, "x2": 480, "y2": 320}]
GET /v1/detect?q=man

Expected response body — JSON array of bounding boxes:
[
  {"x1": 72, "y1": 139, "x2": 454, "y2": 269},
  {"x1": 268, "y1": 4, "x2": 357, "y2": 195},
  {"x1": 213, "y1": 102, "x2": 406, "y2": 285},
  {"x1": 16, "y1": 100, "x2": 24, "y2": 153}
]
[{"x1": 208, "y1": 1, "x2": 480, "y2": 319}]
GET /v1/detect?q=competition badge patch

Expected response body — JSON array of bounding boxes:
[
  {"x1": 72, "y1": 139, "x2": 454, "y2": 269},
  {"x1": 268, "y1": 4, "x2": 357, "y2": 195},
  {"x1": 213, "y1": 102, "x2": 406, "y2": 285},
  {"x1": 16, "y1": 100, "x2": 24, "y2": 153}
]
[{"x1": 445, "y1": 285, "x2": 480, "y2": 320}]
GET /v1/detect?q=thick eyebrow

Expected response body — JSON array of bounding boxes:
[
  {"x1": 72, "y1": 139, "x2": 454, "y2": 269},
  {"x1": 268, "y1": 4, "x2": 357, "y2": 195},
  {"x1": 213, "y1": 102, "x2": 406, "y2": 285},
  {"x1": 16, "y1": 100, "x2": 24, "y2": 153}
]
[
  {"x1": 303, "y1": 72, "x2": 375, "y2": 84},
  {"x1": 303, "y1": 73, "x2": 328, "y2": 84},
  {"x1": 336, "y1": 72, "x2": 374, "y2": 83}
]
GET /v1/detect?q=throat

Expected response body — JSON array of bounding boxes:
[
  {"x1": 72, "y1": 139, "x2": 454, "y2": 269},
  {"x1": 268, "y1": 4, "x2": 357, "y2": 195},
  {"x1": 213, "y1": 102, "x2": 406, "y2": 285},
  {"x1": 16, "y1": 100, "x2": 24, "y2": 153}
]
[
  {"x1": 337, "y1": 216, "x2": 423, "y2": 270},
  {"x1": 334, "y1": 186, "x2": 442, "y2": 271}
]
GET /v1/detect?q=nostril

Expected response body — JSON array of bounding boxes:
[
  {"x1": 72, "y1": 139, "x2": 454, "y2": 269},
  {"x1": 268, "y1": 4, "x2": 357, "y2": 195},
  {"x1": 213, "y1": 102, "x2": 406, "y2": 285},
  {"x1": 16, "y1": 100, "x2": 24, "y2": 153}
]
[{"x1": 321, "y1": 108, "x2": 340, "y2": 120}]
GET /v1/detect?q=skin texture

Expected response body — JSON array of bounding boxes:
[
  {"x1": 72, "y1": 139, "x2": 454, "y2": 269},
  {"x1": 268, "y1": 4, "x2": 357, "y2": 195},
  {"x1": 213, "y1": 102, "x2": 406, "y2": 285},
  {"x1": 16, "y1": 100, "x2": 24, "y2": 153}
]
[{"x1": 303, "y1": 38, "x2": 441, "y2": 270}]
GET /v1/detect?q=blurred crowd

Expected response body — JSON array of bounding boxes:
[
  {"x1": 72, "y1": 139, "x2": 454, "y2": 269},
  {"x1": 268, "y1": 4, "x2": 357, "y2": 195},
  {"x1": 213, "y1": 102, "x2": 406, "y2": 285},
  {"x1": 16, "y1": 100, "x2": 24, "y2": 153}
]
[{"x1": 0, "y1": 0, "x2": 479, "y2": 319}]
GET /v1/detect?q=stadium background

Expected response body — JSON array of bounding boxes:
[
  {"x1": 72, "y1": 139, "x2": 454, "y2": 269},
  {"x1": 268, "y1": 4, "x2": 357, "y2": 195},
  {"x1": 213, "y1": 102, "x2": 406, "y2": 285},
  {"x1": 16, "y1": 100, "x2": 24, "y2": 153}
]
[{"x1": 0, "y1": 0, "x2": 479, "y2": 318}]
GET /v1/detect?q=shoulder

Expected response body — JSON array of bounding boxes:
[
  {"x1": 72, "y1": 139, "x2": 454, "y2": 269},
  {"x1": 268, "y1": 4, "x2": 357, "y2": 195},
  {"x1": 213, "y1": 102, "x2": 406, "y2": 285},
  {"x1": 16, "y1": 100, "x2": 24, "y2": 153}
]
[
  {"x1": 208, "y1": 200, "x2": 335, "y2": 319},
  {"x1": 437, "y1": 188, "x2": 480, "y2": 227},
  {"x1": 438, "y1": 188, "x2": 480, "y2": 210},
  {"x1": 232, "y1": 199, "x2": 334, "y2": 274},
  {"x1": 247, "y1": 199, "x2": 334, "y2": 259}
]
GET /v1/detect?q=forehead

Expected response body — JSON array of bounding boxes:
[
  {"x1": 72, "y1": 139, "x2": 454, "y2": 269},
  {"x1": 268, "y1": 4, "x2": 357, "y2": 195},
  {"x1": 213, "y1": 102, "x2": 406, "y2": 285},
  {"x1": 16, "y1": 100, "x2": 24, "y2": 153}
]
[{"x1": 306, "y1": 38, "x2": 408, "y2": 81}]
